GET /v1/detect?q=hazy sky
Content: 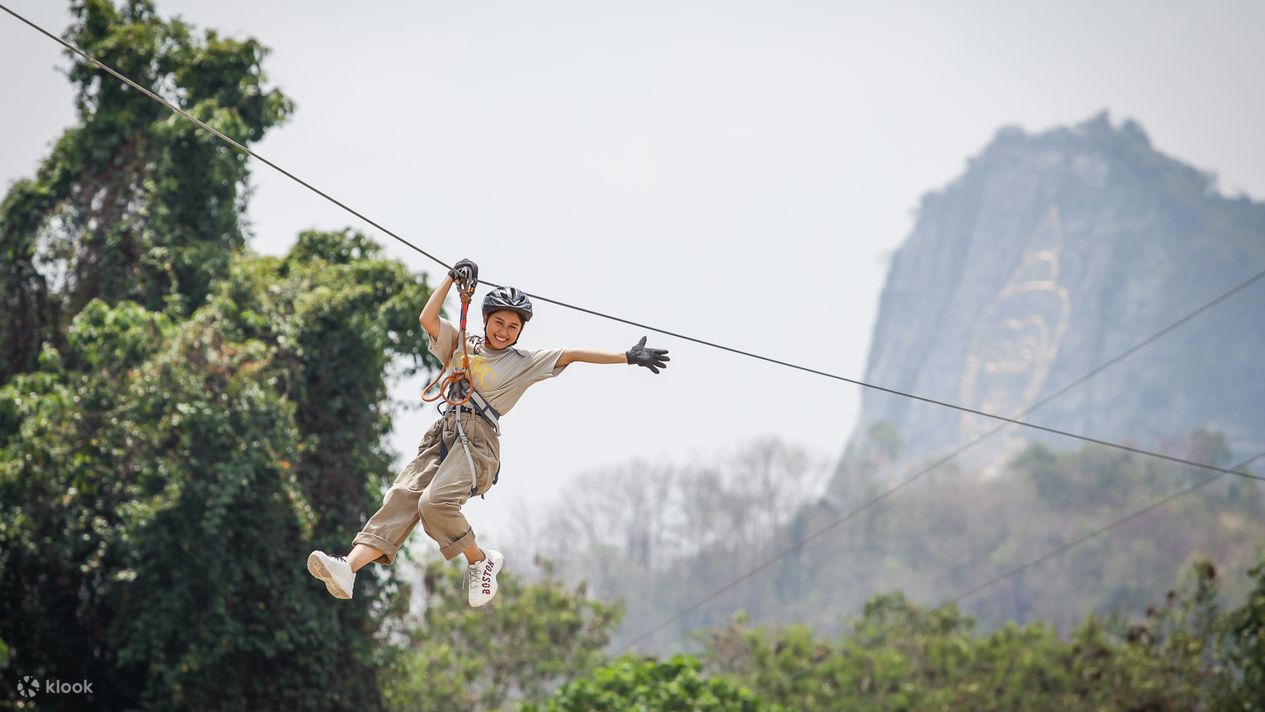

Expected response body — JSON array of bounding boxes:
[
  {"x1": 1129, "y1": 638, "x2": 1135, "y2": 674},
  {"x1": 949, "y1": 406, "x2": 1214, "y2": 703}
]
[{"x1": 4, "y1": 0, "x2": 1264, "y2": 542}]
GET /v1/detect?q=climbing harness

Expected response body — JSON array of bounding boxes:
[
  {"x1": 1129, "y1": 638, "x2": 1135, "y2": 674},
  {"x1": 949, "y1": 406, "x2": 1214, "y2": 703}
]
[{"x1": 422, "y1": 273, "x2": 501, "y2": 497}]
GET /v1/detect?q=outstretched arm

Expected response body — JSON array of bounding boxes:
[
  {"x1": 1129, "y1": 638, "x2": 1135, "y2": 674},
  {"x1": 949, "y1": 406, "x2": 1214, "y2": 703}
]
[
  {"x1": 556, "y1": 349, "x2": 628, "y2": 368},
  {"x1": 557, "y1": 336, "x2": 670, "y2": 374}
]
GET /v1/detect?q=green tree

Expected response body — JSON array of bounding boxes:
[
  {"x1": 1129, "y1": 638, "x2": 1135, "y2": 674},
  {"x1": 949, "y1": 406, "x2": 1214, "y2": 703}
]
[
  {"x1": 385, "y1": 561, "x2": 622, "y2": 711},
  {"x1": 701, "y1": 556, "x2": 1265, "y2": 712},
  {"x1": 523, "y1": 656, "x2": 778, "y2": 712},
  {"x1": 0, "y1": 0, "x2": 291, "y2": 383},
  {"x1": 0, "y1": 0, "x2": 443, "y2": 706},
  {"x1": 0, "y1": 228, "x2": 431, "y2": 707},
  {"x1": 216, "y1": 228, "x2": 434, "y2": 541},
  {"x1": 1217, "y1": 554, "x2": 1265, "y2": 711}
]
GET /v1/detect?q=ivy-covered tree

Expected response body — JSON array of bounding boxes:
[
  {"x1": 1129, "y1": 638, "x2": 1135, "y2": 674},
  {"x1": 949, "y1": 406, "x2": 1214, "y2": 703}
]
[
  {"x1": 0, "y1": 228, "x2": 432, "y2": 707},
  {"x1": 0, "y1": 0, "x2": 291, "y2": 383},
  {"x1": 216, "y1": 228, "x2": 434, "y2": 541},
  {"x1": 0, "y1": 1, "x2": 436, "y2": 707}
]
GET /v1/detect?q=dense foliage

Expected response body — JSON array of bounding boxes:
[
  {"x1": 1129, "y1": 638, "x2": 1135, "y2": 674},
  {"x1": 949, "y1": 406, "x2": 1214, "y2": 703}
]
[
  {"x1": 0, "y1": 2, "x2": 432, "y2": 708},
  {"x1": 0, "y1": 236, "x2": 434, "y2": 707},
  {"x1": 523, "y1": 656, "x2": 776, "y2": 712},
  {"x1": 0, "y1": 0, "x2": 291, "y2": 383},
  {"x1": 699, "y1": 555, "x2": 1265, "y2": 711},
  {"x1": 386, "y1": 561, "x2": 622, "y2": 711},
  {"x1": 515, "y1": 555, "x2": 1265, "y2": 711}
]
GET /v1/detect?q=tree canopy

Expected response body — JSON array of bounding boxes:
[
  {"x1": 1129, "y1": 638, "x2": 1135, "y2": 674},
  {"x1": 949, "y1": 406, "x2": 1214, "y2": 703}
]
[
  {"x1": 699, "y1": 556, "x2": 1265, "y2": 711},
  {"x1": 0, "y1": 2, "x2": 428, "y2": 707},
  {"x1": 1, "y1": 0, "x2": 291, "y2": 383}
]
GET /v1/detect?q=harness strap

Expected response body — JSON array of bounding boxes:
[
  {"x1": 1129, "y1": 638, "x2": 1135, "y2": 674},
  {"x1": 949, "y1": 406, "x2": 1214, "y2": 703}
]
[
  {"x1": 437, "y1": 391, "x2": 500, "y2": 433},
  {"x1": 439, "y1": 410, "x2": 495, "y2": 499},
  {"x1": 454, "y1": 411, "x2": 480, "y2": 498},
  {"x1": 466, "y1": 389, "x2": 501, "y2": 434}
]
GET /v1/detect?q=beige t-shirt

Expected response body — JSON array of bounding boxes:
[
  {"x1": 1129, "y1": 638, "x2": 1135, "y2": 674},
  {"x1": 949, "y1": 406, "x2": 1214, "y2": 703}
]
[{"x1": 426, "y1": 316, "x2": 567, "y2": 416}]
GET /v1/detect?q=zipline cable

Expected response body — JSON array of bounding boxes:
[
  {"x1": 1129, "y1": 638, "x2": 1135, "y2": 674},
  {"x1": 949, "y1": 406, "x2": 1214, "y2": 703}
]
[
  {"x1": 613, "y1": 275, "x2": 1265, "y2": 651},
  {"x1": 4, "y1": 6, "x2": 1263, "y2": 507}
]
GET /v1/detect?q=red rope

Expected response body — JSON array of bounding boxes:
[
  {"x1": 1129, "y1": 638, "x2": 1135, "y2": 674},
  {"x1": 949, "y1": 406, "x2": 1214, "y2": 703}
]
[{"x1": 421, "y1": 282, "x2": 477, "y2": 408}]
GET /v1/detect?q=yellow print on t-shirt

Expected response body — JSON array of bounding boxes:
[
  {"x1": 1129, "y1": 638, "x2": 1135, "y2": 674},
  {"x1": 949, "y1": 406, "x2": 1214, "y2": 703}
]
[{"x1": 466, "y1": 355, "x2": 498, "y2": 391}]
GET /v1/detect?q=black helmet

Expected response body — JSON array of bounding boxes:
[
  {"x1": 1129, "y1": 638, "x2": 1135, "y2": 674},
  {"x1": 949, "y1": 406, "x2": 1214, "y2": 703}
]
[{"x1": 482, "y1": 286, "x2": 533, "y2": 324}]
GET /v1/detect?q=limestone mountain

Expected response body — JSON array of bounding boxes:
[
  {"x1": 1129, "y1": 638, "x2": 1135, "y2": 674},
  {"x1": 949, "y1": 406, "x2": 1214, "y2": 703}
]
[{"x1": 833, "y1": 113, "x2": 1265, "y2": 492}]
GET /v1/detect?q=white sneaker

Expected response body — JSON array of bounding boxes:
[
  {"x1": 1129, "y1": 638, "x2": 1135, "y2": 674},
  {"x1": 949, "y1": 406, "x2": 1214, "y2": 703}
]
[
  {"x1": 307, "y1": 550, "x2": 355, "y2": 599},
  {"x1": 468, "y1": 550, "x2": 504, "y2": 607}
]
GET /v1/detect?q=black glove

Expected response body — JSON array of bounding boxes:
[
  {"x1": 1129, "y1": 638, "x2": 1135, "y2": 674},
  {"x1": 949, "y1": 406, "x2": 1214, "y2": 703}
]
[
  {"x1": 626, "y1": 336, "x2": 670, "y2": 374},
  {"x1": 448, "y1": 258, "x2": 479, "y2": 284}
]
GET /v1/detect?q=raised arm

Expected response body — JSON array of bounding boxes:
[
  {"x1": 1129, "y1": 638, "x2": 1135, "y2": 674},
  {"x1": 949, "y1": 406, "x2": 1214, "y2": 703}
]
[
  {"x1": 419, "y1": 275, "x2": 454, "y2": 342},
  {"x1": 420, "y1": 258, "x2": 478, "y2": 341},
  {"x1": 557, "y1": 336, "x2": 670, "y2": 374}
]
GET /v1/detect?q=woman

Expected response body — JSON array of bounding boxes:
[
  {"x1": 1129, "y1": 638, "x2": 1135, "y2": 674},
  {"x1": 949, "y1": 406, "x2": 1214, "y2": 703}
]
[{"x1": 308, "y1": 258, "x2": 669, "y2": 606}]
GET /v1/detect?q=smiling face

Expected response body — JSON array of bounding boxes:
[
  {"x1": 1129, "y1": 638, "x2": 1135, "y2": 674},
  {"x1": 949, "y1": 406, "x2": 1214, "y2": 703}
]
[{"x1": 483, "y1": 310, "x2": 524, "y2": 349}]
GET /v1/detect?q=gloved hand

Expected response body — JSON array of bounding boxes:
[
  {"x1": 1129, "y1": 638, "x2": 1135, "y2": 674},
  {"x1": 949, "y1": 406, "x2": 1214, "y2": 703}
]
[
  {"x1": 626, "y1": 336, "x2": 670, "y2": 374},
  {"x1": 448, "y1": 258, "x2": 479, "y2": 284}
]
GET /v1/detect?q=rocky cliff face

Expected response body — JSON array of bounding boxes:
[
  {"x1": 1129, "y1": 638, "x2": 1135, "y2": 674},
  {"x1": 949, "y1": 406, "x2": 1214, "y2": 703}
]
[{"x1": 833, "y1": 113, "x2": 1265, "y2": 491}]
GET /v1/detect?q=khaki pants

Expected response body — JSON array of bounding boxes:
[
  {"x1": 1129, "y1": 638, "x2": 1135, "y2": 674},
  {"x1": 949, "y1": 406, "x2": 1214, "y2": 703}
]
[{"x1": 352, "y1": 409, "x2": 500, "y2": 563}]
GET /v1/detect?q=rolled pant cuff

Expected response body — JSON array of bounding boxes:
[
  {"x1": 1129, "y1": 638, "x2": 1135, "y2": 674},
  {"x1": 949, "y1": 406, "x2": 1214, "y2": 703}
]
[
  {"x1": 440, "y1": 529, "x2": 476, "y2": 561},
  {"x1": 352, "y1": 532, "x2": 400, "y2": 565}
]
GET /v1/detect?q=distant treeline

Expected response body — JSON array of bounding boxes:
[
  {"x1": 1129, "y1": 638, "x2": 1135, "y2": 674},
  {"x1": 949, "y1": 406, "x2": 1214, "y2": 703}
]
[
  {"x1": 519, "y1": 428, "x2": 1265, "y2": 656},
  {"x1": 529, "y1": 552, "x2": 1265, "y2": 711}
]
